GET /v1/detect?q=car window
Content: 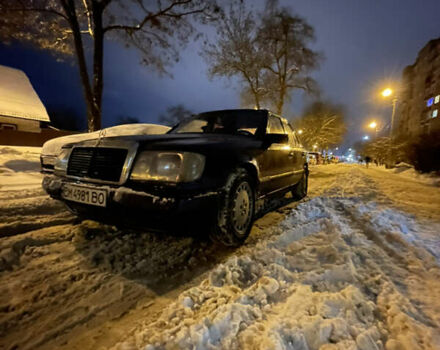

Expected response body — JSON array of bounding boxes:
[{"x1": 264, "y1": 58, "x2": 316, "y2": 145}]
[
  {"x1": 267, "y1": 116, "x2": 285, "y2": 134},
  {"x1": 171, "y1": 110, "x2": 266, "y2": 136},
  {"x1": 283, "y1": 122, "x2": 297, "y2": 146},
  {"x1": 294, "y1": 133, "x2": 302, "y2": 147},
  {"x1": 284, "y1": 122, "x2": 303, "y2": 147},
  {"x1": 174, "y1": 119, "x2": 208, "y2": 133}
]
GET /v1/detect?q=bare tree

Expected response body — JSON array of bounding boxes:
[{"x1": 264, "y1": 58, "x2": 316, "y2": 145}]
[
  {"x1": 360, "y1": 136, "x2": 408, "y2": 167},
  {"x1": 203, "y1": 2, "x2": 269, "y2": 109},
  {"x1": 293, "y1": 101, "x2": 346, "y2": 151},
  {"x1": 203, "y1": 0, "x2": 320, "y2": 114},
  {"x1": 0, "y1": 0, "x2": 218, "y2": 131},
  {"x1": 159, "y1": 104, "x2": 193, "y2": 126},
  {"x1": 258, "y1": 0, "x2": 320, "y2": 114}
]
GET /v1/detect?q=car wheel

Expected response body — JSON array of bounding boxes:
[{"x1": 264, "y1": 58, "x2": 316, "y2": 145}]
[
  {"x1": 292, "y1": 169, "x2": 308, "y2": 200},
  {"x1": 210, "y1": 168, "x2": 255, "y2": 246}
]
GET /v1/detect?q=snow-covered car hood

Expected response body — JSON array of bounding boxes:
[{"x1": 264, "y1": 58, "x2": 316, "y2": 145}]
[{"x1": 41, "y1": 124, "x2": 170, "y2": 156}]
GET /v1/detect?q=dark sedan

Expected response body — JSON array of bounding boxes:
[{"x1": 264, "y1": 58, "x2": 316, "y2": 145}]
[{"x1": 42, "y1": 109, "x2": 308, "y2": 246}]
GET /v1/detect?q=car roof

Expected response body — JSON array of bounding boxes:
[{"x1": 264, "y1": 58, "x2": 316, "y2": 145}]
[{"x1": 198, "y1": 108, "x2": 269, "y2": 115}]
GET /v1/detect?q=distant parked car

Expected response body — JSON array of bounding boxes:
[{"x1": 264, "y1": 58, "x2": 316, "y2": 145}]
[
  {"x1": 40, "y1": 124, "x2": 170, "y2": 173},
  {"x1": 42, "y1": 110, "x2": 308, "y2": 246},
  {"x1": 307, "y1": 152, "x2": 322, "y2": 165}
]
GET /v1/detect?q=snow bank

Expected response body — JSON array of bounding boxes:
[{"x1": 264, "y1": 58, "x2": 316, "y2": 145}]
[
  {"x1": 384, "y1": 164, "x2": 440, "y2": 187},
  {"x1": 113, "y1": 194, "x2": 440, "y2": 350},
  {"x1": 0, "y1": 146, "x2": 42, "y2": 191}
]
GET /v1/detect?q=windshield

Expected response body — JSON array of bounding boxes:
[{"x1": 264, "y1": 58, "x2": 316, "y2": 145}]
[{"x1": 170, "y1": 110, "x2": 267, "y2": 137}]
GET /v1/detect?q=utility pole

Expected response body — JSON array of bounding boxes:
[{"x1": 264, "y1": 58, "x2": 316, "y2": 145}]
[{"x1": 390, "y1": 98, "x2": 398, "y2": 137}]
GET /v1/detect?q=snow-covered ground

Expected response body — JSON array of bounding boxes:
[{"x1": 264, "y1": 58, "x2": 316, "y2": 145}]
[
  {"x1": 0, "y1": 146, "x2": 42, "y2": 191},
  {"x1": 0, "y1": 147, "x2": 439, "y2": 350}
]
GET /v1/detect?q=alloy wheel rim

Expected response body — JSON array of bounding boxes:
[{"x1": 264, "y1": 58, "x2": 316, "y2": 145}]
[{"x1": 232, "y1": 182, "x2": 252, "y2": 235}]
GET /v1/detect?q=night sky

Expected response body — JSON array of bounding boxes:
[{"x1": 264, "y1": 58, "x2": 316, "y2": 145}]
[{"x1": 1, "y1": 0, "x2": 439, "y2": 148}]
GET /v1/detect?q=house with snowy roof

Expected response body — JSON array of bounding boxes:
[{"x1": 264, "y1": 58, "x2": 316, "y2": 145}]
[{"x1": 0, "y1": 64, "x2": 50, "y2": 133}]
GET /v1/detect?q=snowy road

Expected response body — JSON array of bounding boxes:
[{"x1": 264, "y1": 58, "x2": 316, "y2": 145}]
[{"x1": 0, "y1": 147, "x2": 439, "y2": 350}]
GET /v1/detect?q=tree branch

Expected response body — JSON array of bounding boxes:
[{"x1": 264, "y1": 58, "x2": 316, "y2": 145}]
[
  {"x1": 80, "y1": 0, "x2": 94, "y2": 37},
  {"x1": 2, "y1": 6, "x2": 68, "y2": 21},
  {"x1": 103, "y1": 0, "x2": 202, "y2": 33}
]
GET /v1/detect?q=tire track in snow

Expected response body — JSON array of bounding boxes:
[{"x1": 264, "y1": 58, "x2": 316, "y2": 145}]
[
  {"x1": 0, "y1": 195, "x2": 66, "y2": 217},
  {"x1": 110, "y1": 167, "x2": 440, "y2": 350},
  {"x1": 316, "y1": 168, "x2": 440, "y2": 344},
  {"x1": 0, "y1": 222, "x2": 158, "y2": 350},
  {"x1": 0, "y1": 188, "x2": 45, "y2": 201},
  {"x1": 111, "y1": 196, "x2": 386, "y2": 349},
  {"x1": 0, "y1": 212, "x2": 76, "y2": 238}
]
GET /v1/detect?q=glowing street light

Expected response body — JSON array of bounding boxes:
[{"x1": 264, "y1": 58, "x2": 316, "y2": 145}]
[
  {"x1": 297, "y1": 129, "x2": 303, "y2": 135},
  {"x1": 313, "y1": 144, "x2": 318, "y2": 150},
  {"x1": 368, "y1": 121, "x2": 378, "y2": 137},
  {"x1": 363, "y1": 135, "x2": 370, "y2": 140},
  {"x1": 381, "y1": 88, "x2": 393, "y2": 97}
]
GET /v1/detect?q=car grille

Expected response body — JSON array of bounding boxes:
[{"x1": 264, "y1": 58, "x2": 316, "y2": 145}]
[{"x1": 67, "y1": 147, "x2": 128, "y2": 182}]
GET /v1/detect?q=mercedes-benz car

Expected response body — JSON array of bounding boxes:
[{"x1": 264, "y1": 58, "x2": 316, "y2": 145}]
[{"x1": 42, "y1": 109, "x2": 308, "y2": 246}]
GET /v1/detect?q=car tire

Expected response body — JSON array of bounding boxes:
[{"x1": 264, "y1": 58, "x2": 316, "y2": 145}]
[
  {"x1": 291, "y1": 168, "x2": 308, "y2": 200},
  {"x1": 210, "y1": 168, "x2": 255, "y2": 247}
]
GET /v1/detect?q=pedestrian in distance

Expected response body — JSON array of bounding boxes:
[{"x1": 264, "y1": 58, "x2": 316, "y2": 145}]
[{"x1": 365, "y1": 156, "x2": 371, "y2": 168}]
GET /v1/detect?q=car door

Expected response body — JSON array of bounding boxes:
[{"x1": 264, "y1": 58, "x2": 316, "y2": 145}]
[
  {"x1": 284, "y1": 122, "x2": 306, "y2": 184},
  {"x1": 258, "y1": 115, "x2": 291, "y2": 194}
]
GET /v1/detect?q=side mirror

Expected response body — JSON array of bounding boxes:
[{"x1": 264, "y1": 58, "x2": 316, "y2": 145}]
[{"x1": 263, "y1": 133, "x2": 288, "y2": 147}]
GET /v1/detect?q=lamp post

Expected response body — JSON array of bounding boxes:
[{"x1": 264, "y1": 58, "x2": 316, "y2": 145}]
[
  {"x1": 381, "y1": 88, "x2": 397, "y2": 138},
  {"x1": 390, "y1": 98, "x2": 398, "y2": 137}
]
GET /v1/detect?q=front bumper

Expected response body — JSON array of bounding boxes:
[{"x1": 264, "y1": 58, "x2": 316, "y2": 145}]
[{"x1": 42, "y1": 175, "x2": 220, "y2": 219}]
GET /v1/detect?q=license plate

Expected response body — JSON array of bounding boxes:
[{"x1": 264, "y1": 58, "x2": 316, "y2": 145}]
[{"x1": 61, "y1": 184, "x2": 107, "y2": 207}]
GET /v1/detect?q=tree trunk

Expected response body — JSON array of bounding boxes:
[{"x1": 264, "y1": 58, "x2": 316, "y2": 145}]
[
  {"x1": 254, "y1": 90, "x2": 260, "y2": 109},
  {"x1": 276, "y1": 87, "x2": 285, "y2": 115},
  {"x1": 91, "y1": 1, "x2": 104, "y2": 131},
  {"x1": 61, "y1": 0, "x2": 95, "y2": 132}
]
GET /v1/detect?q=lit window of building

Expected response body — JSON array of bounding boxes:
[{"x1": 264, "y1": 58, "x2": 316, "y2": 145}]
[
  {"x1": 433, "y1": 109, "x2": 438, "y2": 118},
  {"x1": 435, "y1": 95, "x2": 440, "y2": 104},
  {"x1": 427, "y1": 97, "x2": 434, "y2": 107}
]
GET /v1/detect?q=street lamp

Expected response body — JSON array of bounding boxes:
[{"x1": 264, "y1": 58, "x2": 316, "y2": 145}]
[
  {"x1": 363, "y1": 135, "x2": 370, "y2": 140},
  {"x1": 369, "y1": 121, "x2": 378, "y2": 137},
  {"x1": 297, "y1": 129, "x2": 303, "y2": 135},
  {"x1": 381, "y1": 88, "x2": 392, "y2": 97},
  {"x1": 381, "y1": 87, "x2": 398, "y2": 137}
]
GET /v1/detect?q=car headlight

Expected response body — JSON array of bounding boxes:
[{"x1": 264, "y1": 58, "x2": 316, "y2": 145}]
[
  {"x1": 54, "y1": 148, "x2": 71, "y2": 174},
  {"x1": 130, "y1": 151, "x2": 205, "y2": 182}
]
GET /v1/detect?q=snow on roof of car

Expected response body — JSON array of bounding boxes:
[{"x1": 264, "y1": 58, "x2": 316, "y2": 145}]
[
  {"x1": 41, "y1": 123, "x2": 170, "y2": 155},
  {"x1": 102, "y1": 123, "x2": 170, "y2": 137},
  {"x1": 0, "y1": 65, "x2": 50, "y2": 122}
]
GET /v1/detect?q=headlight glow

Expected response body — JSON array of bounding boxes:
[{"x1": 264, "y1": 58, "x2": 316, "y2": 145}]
[{"x1": 131, "y1": 151, "x2": 205, "y2": 182}]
